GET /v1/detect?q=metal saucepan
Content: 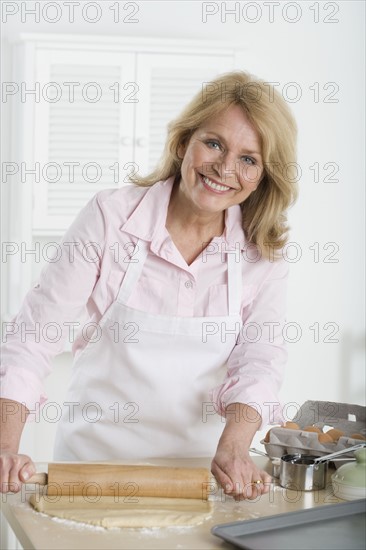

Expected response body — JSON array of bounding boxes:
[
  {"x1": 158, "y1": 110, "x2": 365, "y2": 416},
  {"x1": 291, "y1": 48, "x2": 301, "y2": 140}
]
[
  {"x1": 280, "y1": 444, "x2": 365, "y2": 491},
  {"x1": 280, "y1": 454, "x2": 327, "y2": 491}
]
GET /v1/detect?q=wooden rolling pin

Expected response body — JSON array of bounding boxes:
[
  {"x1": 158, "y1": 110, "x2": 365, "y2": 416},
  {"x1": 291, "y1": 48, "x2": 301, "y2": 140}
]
[{"x1": 27, "y1": 464, "x2": 211, "y2": 500}]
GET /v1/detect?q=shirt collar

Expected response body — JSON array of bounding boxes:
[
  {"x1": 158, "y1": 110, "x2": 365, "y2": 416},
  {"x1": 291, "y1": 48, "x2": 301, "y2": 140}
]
[{"x1": 120, "y1": 176, "x2": 247, "y2": 253}]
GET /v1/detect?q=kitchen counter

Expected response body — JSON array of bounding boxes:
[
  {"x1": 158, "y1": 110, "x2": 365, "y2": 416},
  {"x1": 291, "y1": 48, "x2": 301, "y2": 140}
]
[{"x1": 1, "y1": 456, "x2": 344, "y2": 550}]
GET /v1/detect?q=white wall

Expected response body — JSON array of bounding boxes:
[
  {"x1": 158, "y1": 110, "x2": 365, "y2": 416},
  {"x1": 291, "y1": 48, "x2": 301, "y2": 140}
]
[{"x1": 1, "y1": 1, "x2": 365, "y2": 460}]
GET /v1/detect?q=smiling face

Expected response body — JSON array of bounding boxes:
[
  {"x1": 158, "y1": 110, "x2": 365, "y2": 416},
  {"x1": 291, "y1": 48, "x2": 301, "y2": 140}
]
[{"x1": 177, "y1": 104, "x2": 264, "y2": 217}]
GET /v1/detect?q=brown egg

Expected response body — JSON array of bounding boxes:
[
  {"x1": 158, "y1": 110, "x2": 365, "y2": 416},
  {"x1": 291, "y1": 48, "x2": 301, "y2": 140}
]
[
  {"x1": 318, "y1": 433, "x2": 334, "y2": 444},
  {"x1": 326, "y1": 428, "x2": 344, "y2": 441},
  {"x1": 304, "y1": 426, "x2": 322, "y2": 433},
  {"x1": 264, "y1": 429, "x2": 272, "y2": 443},
  {"x1": 282, "y1": 422, "x2": 300, "y2": 430},
  {"x1": 350, "y1": 433, "x2": 366, "y2": 440}
]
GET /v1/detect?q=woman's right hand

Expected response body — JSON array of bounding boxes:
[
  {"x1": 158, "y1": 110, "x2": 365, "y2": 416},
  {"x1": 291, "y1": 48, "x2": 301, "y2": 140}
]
[{"x1": 0, "y1": 451, "x2": 36, "y2": 493}]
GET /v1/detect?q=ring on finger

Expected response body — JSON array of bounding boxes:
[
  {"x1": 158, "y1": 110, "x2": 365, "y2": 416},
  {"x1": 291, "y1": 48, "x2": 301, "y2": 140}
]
[{"x1": 252, "y1": 480, "x2": 262, "y2": 485}]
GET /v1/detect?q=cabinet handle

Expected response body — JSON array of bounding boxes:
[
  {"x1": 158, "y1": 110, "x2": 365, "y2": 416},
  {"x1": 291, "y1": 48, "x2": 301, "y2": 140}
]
[
  {"x1": 120, "y1": 137, "x2": 132, "y2": 147},
  {"x1": 136, "y1": 137, "x2": 147, "y2": 147}
]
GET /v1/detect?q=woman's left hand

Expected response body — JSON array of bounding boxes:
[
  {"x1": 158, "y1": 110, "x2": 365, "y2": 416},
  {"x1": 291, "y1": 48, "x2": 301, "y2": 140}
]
[{"x1": 211, "y1": 440, "x2": 272, "y2": 500}]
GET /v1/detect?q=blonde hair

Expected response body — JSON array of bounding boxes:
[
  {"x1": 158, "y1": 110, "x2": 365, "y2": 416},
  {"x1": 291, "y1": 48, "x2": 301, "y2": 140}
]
[{"x1": 131, "y1": 71, "x2": 298, "y2": 259}]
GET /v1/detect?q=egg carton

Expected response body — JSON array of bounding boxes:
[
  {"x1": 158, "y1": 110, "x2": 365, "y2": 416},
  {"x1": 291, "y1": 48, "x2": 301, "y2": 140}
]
[{"x1": 261, "y1": 400, "x2": 366, "y2": 460}]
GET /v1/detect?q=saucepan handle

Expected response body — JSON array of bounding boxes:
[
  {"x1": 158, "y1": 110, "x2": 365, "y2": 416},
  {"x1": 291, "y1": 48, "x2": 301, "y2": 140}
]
[{"x1": 314, "y1": 443, "x2": 366, "y2": 463}]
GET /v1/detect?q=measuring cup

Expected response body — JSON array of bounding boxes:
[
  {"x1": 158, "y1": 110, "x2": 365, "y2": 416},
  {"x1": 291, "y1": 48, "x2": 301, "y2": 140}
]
[{"x1": 280, "y1": 443, "x2": 365, "y2": 491}]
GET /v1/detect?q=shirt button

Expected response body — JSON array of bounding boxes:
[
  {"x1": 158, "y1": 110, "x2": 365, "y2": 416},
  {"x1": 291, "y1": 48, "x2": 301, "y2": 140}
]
[{"x1": 184, "y1": 280, "x2": 193, "y2": 289}]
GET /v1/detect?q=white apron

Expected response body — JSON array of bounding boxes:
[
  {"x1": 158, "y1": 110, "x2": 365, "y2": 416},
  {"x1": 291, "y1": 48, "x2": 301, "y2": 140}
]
[{"x1": 54, "y1": 240, "x2": 243, "y2": 460}]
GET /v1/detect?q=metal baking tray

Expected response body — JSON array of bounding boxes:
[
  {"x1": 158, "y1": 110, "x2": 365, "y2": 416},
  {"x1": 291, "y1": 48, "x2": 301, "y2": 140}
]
[{"x1": 211, "y1": 499, "x2": 366, "y2": 550}]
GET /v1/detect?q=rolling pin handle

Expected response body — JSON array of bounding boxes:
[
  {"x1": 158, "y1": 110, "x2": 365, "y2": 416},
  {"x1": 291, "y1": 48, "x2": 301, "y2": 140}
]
[{"x1": 27, "y1": 473, "x2": 48, "y2": 485}]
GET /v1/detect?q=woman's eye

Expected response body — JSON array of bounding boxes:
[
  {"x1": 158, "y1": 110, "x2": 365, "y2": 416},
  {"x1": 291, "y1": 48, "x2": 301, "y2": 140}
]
[
  {"x1": 242, "y1": 156, "x2": 256, "y2": 165},
  {"x1": 206, "y1": 140, "x2": 221, "y2": 150}
]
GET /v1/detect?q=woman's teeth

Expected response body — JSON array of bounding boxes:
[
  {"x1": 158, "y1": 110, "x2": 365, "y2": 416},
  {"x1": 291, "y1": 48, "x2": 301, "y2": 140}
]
[{"x1": 202, "y1": 175, "x2": 231, "y2": 192}]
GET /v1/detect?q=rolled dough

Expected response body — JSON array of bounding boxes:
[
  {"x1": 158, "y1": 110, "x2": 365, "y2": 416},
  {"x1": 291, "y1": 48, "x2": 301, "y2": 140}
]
[{"x1": 29, "y1": 494, "x2": 213, "y2": 528}]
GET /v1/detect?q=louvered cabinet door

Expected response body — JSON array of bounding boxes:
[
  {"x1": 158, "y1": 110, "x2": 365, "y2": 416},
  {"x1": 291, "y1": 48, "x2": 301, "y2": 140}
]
[
  {"x1": 134, "y1": 53, "x2": 235, "y2": 177},
  {"x1": 33, "y1": 49, "x2": 135, "y2": 235}
]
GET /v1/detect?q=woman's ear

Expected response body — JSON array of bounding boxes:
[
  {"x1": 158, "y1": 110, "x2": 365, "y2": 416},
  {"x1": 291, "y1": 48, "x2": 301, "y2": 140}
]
[{"x1": 177, "y1": 142, "x2": 186, "y2": 160}]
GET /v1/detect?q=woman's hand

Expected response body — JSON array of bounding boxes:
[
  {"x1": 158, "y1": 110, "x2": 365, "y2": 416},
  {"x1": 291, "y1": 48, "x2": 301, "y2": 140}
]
[
  {"x1": 211, "y1": 402, "x2": 272, "y2": 500},
  {"x1": 0, "y1": 451, "x2": 36, "y2": 493},
  {"x1": 211, "y1": 440, "x2": 272, "y2": 500},
  {"x1": 0, "y1": 399, "x2": 34, "y2": 493}
]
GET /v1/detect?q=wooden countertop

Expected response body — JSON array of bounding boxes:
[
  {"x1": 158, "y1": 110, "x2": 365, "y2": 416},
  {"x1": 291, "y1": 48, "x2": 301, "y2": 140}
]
[{"x1": 1, "y1": 456, "x2": 344, "y2": 550}]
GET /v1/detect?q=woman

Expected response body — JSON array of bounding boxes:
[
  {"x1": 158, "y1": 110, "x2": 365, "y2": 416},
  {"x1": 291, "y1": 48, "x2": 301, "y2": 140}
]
[{"x1": 0, "y1": 71, "x2": 297, "y2": 500}]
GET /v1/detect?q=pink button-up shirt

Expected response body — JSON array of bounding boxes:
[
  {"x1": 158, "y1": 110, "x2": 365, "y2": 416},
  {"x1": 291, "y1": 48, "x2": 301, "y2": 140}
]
[{"x1": 1, "y1": 177, "x2": 289, "y2": 428}]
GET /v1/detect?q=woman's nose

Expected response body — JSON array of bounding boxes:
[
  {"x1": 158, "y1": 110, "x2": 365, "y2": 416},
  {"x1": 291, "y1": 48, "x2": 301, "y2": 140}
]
[{"x1": 213, "y1": 153, "x2": 240, "y2": 185}]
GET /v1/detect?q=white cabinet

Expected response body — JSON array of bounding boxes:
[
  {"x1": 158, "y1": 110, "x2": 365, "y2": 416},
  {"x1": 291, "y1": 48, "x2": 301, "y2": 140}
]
[
  {"x1": 5, "y1": 34, "x2": 237, "y2": 314},
  {"x1": 33, "y1": 49, "x2": 135, "y2": 233}
]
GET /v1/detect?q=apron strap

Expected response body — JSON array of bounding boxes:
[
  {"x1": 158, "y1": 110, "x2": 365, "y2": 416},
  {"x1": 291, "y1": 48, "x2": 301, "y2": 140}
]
[
  {"x1": 227, "y1": 250, "x2": 242, "y2": 317},
  {"x1": 116, "y1": 239, "x2": 149, "y2": 304}
]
